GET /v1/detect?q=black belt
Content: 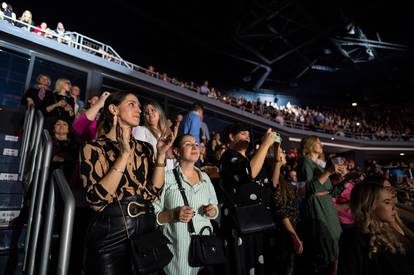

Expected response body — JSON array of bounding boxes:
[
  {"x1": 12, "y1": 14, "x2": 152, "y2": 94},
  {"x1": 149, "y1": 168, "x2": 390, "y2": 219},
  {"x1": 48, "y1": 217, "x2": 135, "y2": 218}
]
[{"x1": 99, "y1": 196, "x2": 154, "y2": 218}]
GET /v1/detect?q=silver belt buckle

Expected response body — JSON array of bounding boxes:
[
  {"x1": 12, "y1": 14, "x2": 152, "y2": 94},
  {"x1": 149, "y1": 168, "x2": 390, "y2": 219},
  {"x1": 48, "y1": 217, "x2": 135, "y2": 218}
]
[{"x1": 127, "y1": 201, "x2": 145, "y2": 218}]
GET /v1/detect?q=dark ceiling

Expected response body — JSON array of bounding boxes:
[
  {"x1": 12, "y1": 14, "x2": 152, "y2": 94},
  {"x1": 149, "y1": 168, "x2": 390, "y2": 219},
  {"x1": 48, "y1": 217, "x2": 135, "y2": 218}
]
[{"x1": 13, "y1": 0, "x2": 414, "y2": 104}]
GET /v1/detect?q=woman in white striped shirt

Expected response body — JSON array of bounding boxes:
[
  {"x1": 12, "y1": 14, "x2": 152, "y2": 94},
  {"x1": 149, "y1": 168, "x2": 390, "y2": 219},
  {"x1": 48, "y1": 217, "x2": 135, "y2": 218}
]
[{"x1": 154, "y1": 134, "x2": 219, "y2": 275}]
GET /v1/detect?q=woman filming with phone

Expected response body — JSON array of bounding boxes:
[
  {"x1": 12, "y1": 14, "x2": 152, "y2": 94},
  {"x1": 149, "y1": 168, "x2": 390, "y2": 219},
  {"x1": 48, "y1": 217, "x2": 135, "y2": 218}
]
[
  {"x1": 80, "y1": 91, "x2": 176, "y2": 275},
  {"x1": 219, "y1": 124, "x2": 282, "y2": 275}
]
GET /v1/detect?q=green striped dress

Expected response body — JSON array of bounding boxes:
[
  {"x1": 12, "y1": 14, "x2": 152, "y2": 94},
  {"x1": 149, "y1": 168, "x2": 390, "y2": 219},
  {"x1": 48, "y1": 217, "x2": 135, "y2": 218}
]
[{"x1": 153, "y1": 166, "x2": 219, "y2": 275}]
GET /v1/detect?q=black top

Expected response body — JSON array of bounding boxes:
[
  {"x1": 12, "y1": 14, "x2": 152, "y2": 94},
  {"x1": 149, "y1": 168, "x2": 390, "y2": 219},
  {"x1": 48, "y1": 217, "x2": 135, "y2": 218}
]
[
  {"x1": 219, "y1": 149, "x2": 273, "y2": 207},
  {"x1": 21, "y1": 87, "x2": 51, "y2": 108},
  {"x1": 338, "y1": 227, "x2": 414, "y2": 275},
  {"x1": 41, "y1": 93, "x2": 75, "y2": 123}
]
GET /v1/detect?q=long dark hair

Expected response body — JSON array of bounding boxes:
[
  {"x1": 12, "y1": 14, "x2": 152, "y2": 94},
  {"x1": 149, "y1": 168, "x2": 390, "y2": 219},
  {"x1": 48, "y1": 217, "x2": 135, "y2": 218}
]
[{"x1": 98, "y1": 91, "x2": 136, "y2": 134}]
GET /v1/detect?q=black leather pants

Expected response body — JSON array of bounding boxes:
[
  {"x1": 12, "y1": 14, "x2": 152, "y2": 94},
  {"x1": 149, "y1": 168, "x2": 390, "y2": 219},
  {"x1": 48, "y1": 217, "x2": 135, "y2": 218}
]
[{"x1": 83, "y1": 197, "x2": 156, "y2": 275}]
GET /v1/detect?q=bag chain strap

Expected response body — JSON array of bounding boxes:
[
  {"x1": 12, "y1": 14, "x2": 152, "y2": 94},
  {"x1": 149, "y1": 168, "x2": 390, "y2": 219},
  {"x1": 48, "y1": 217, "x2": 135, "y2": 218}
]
[{"x1": 116, "y1": 192, "x2": 132, "y2": 240}]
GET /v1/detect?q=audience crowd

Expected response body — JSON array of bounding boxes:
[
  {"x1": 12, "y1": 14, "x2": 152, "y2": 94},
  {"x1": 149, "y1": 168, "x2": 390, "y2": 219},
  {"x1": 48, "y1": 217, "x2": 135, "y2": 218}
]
[
  {"x1": 4, "y1": 2, "x2": 414, "y2": 274},
  {"x1": 18, "y1": 70, "x2": 414, "y2": 275},
  {"x1": 2, "y1": 1, "x2": 413, "y2": 142}
]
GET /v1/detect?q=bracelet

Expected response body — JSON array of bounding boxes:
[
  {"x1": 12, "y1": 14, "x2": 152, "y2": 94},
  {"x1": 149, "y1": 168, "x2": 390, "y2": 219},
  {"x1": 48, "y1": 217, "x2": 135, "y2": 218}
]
[
  {"x1": 155, "y1": 161, "x2": 166, "y2": 168},
  {"x1": 111, "y1": 167, "x2": 124, "y2": 174}
]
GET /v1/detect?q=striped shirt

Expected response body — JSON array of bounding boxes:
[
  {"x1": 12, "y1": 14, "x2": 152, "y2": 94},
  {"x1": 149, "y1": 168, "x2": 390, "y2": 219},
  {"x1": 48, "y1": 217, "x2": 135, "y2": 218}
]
[{"x1": 154, "y1": 166, "x2": 219, "y2": 275}]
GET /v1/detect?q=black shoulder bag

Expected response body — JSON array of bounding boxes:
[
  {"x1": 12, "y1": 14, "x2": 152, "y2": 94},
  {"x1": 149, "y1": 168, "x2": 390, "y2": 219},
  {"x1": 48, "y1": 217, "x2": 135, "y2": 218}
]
[
  {"x1": 218, "y1": 181, "x2": 275, "y2": 235},
  {"x1": 173, "y1": 168, "x2": 226, "y2": 267},
  {"x1": 116, "y1": 195, "x2": 173, "y2": 274}
]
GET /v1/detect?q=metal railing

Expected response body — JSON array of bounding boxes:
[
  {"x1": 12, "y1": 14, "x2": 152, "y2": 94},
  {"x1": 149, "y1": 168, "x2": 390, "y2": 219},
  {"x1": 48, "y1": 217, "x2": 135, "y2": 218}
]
[
  {"x1": 23, "y1": 110, "x2": 44, "y2": 189},
  {"x1": 222, "y1": 101, "x2": 414, "y2": 142},
  {"x1": 24, "y1": 129, "x2": 52, "y2": 275},
  {"x1": 0, "y1": 14, "x2": 128, "y2": 67},
  {"x1": 3, "y1": 15, "x2": 413, "y2": 143},
  {"x1": 38, "y1": 169, "x2": 75, "y2": 275},
  {"x1": 18, "y1": 105, "x2": 34, "y2": 181}
]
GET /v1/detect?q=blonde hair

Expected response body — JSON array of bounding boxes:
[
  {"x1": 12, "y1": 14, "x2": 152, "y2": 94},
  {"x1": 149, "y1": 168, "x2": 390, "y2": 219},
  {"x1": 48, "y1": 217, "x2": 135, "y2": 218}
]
[
  {"x1": 300, "y1": 135, "x2": 320, "y2": 156},
  {"x1": 351, "y1": 182, "x2": 414, "y2": 257},
  {"x1": 19, "y1": 10, "x2": 32, "y2": 24},
  {"x1": 143, "y1": 100, "x2": 169, "y2": 137},
  {"x1": 54, "y1": 78, "x2": 70, "y2": 94}
]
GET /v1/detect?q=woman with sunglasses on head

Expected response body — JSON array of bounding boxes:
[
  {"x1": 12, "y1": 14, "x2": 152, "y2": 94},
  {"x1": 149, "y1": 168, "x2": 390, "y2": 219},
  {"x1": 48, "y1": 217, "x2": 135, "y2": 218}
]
[
  {"x1": 154, "y1": 134, "x2": 219, "y2": 275},
  {"x1": 80, "y1": 91, "x2": 175, "y2": 275},
  {"x1": 42, "y1": 78, "x2": 75, "y2": 124},
  {"x1": 338, "y1": 179, "x2": 414, "y2": 275}
]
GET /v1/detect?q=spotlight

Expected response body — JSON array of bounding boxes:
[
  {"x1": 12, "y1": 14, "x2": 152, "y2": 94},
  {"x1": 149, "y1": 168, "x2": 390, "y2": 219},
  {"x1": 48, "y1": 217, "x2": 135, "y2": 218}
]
[
  {"x1": 352, "y1": 102, "x2": 358, "y2": 107},
  {"x1": 400, "y1": 153, "x2": 405, "y2": 156},
  {"x1": 356, "y1": 122, "x2": 360, "y2": 126}
]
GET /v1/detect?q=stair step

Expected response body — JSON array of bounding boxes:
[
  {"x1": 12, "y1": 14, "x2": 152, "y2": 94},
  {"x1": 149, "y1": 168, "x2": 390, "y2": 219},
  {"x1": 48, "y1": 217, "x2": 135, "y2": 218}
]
[
  {"x1": 0, "y1": 181, "x2": 23, "y2": 194},
  {"x1": 0, "y1": 227, "x2": 26, "y2": 251}
]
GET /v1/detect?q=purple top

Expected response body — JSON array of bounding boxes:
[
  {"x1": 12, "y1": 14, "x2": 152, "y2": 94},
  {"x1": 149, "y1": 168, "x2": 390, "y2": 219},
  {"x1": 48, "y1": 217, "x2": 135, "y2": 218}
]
[{"x1": 72, "y1": 113, "x2": 97, "y2": 141}]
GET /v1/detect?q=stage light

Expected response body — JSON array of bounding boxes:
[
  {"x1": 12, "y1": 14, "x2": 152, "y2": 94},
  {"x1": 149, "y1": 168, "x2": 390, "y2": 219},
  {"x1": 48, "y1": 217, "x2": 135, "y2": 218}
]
[
  {"x1": 352, "y1": 102, "x2": 357, "y2": 107},
  {"x1": 400, "y1": 153, "x2": 405, "y2": 156},
  {"x1": 356, "y1": 122, "x2": 360, "y2": 126}
]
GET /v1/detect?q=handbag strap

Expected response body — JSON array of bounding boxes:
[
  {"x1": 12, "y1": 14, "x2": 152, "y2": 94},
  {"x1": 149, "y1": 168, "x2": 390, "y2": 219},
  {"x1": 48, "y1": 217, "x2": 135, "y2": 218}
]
[
  {"x1": 173, "y1": 168, "x2": 196, "y2": 234},
  {"x1": 115, "y1": 193, "x2": 132, "y2": 239}
]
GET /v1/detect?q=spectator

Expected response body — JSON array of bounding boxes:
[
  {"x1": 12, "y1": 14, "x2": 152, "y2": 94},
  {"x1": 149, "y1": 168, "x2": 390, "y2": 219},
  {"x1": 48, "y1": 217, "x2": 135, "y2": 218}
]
[
  {"x1": 297, "y1": 135, "x2": 348, "y2": 275},
  {"x1": 180, "y1": 102, "x2": 204, "y2": 144},
  {"x1": 80, "y1": 91, "x2": 175, "y2": 275},
  {"x1": 219, "y1": 124, "x2": 279, "y2": 275},
  {"x1": 42, "y1": 78, "x2": 75, "y2": 124},
  {"x1": 200, "y1": 120, "x2": 210, "y2": 143},
  {"x1": 154, "y1": 134, "x2": 219, "y2": 275},
  {"x1": 54, "y1": 22, "x2": 71, "y2": 43},
  {"x1": 16, "y1": 10, "x2": 33, "y2": 30},
  {"x1": 33, "y1": 22, "x2": 53, "y2": 38},
  {"x1": 21, "y1": 74, "x2": 51, "y2": 108},
  {"x1": 1, "y1": 2, "x2": 14, "y2": 24},
  {"x1": 272, "y1": 147, "x2": 303, "y2": 275},
  {"x1": 200, "y1": 80, "x2": 210, "y2": 96},
  {"x1": 69, "y1": 85, "x2": 85, "y2": 117},
  {"x1": 72, "y1": 91, "x2": 110, "y2": 141},
  {"x1": 338, "y1": 181, "x2": 414, "y2": 275},
  {"x1": 132, "y1": 100, "x2": 178, "y2": 170},
  {"x1": 50, "y1": 118, "x2": 80, "y2": 180}
]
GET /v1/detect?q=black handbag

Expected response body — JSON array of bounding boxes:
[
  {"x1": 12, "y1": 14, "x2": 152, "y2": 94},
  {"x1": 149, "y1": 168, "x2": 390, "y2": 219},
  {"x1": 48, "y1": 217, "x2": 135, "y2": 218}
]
[
  {"x1": 219, "y1": 182, "x2": 275, "y2": 234},
  {"x1": 116, "y1": 197, "x2": 173, "y2": 274},
  {"x1": 233, "y1": 202, "x2": 275, "y2": 234},
  {"x1": 173, "y1": 169, "x2": 226, "y2": 267}
]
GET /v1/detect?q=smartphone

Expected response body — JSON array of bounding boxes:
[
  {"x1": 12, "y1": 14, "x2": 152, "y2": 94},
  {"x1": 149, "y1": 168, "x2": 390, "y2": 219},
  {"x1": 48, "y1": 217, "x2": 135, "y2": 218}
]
[{"x1": 274, "y1": 132, "x2": 282, "y2": 144}]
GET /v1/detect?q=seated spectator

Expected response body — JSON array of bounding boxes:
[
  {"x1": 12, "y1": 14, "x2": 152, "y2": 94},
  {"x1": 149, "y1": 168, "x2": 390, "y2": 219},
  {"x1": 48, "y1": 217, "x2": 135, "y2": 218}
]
[
  {"x1": 21, "y1": 74, "x2": 52, "y2": 108},
  {"x1": 16, "y1": 10, "x2": 34, "y2": 30},
  {"x1": 50, "y1": 118, "x2": 80, "y2": 180},
  {"x1": 69, "y1": 85, "x2": 85, "y2": 117},
  {"x1": 338, "y1": 181, "x2": 414, "y2": 275},
  {"x1": 72, "y1": 91, "x2": 110, "y2": 141}
]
